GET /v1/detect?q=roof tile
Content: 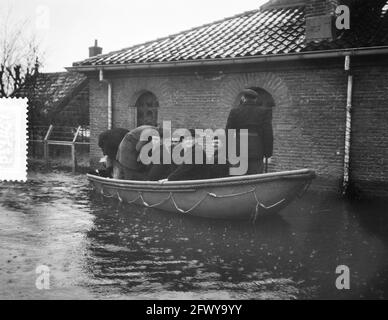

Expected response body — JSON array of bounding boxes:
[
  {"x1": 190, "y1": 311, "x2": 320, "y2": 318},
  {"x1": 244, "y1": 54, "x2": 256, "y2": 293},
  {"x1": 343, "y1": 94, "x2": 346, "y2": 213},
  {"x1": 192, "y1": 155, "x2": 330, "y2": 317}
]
[
  {"x1": 15, "y1": 72, "x2": 87, "y2": 113},
  {"x1": 73, "y1": 2, "x2": 388, "y2": 67}
]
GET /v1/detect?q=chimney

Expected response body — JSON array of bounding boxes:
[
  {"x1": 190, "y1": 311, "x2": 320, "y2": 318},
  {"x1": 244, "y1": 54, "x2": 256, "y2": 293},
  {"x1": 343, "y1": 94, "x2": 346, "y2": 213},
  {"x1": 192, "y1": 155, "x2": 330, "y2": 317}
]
[
  {"x1": 261, "y1": 0, "x2": 307, "y2": 11},
  {"x1": 89, "y1": 39, "x2": 102, "y2": 57},
  {"x1": 260, "y1": 0, "x2": 339, "y2": 42},
  {"x1": 305, "y1": 0, "x2": 339, "y2": 42},
  {"x1": 306, "y1": 0, "x2": 339, "y2": 17}
]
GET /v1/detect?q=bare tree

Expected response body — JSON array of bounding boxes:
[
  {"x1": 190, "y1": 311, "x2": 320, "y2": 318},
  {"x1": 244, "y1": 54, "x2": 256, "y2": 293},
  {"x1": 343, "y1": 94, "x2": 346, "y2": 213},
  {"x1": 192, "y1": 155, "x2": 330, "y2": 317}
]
[{"x1": 0, "y1": 7, "x2": 44, "y2": 97}]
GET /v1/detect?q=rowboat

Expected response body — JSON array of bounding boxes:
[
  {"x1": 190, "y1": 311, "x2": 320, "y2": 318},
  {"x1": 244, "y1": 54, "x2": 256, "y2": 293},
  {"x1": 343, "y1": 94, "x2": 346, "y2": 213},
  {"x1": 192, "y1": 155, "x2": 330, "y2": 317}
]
[{"x1": 87, "y1": 169, "x2": 315, "y2": 220}]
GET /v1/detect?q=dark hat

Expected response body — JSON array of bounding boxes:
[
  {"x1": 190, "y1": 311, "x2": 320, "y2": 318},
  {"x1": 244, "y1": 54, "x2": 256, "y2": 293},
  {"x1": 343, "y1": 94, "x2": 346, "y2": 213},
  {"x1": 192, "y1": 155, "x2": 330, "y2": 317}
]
[{"x1": 241, "y1": 88, "x2": 259, "y2": 99}]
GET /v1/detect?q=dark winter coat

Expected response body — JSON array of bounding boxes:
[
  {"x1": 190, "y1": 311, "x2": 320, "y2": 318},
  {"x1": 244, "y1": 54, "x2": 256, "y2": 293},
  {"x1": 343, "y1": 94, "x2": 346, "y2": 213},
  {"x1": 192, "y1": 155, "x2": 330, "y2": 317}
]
[
  {"x1": 147, "y1": 143, "x2": 176, "y2": 181},
  {"x1": 98, "y1": 128, "x2": 129, "y2": 159},
  {"x1": 226, "y1": 103, "x2": 273, "y2": 159},
  {"x1": 167, "y1": 143, "x2": 229, "y2": 181}
]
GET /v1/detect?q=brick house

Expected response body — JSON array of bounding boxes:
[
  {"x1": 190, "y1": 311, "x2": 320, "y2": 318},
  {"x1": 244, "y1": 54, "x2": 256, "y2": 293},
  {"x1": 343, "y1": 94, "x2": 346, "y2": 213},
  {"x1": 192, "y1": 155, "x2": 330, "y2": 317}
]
[{"x1": 69, "y1": 0, "x2": 388, "y2": 199}]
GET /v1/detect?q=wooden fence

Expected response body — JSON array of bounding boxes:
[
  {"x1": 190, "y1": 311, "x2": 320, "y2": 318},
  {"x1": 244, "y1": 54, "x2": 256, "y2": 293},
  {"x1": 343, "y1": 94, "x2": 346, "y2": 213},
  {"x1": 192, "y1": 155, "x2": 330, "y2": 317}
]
[{"x1": 29, "y1": 125, "x2": 90, "y2": 173}]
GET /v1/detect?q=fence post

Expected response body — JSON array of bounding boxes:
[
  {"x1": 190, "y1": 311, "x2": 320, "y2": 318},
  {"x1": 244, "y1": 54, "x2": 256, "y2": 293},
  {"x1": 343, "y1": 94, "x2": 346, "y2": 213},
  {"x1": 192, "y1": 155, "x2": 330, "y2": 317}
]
[
  {"x1": 43, "y1": 141, "x2": 48, "y2": 165},
  {"x1": 71, "y1": 126, "x2": 82, "y2": 174},
  {"x1": 71, "y1": 144, "x2": 77, "y2": 174},
  {"x1": 43, "y1": 125, "x2": 53, "y2": 167}
]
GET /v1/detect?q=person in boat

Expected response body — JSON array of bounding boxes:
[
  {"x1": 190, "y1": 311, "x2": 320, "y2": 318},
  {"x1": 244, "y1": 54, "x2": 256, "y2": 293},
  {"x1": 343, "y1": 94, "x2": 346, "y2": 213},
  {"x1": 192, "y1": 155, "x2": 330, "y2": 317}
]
[
  {"x1": 226, "y1": 88, "x2": 273, "y2": 175},
  {"x1": 209, "y1": 137, "x2": 230, "y2": 179},
  {"x1": 115, "y1": 125, "x2": 162, "y2": 180},
  {"x1": 165, "y1": 129, "x2": 222, "y2": 181},
  {"x1": 146, "y1": 137, "x2": 177, "y2": 181},
  {"x1": 96, "y1": 128, "x2": 129, "y2": 177}
]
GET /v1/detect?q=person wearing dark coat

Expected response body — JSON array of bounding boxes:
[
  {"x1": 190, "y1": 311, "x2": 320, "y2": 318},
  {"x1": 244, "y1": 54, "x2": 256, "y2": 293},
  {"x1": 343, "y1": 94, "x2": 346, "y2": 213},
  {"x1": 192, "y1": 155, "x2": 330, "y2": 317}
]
[
  {"x1": 166, "y1": 130, "x2": 229, "y2": 181},
  {"x1": 97, "y1": 128, "x2": 129, "y2": 177},
  {"x1": 208, "y1": 147, "x2": 230, "y2": 179},
  {"x1": 226, "y1": 88, "x2": 273, "y2": 175},
  {"x1": 167, "y1": 144, "x2": 210, "y2": 181},
  {"x1": 146, "y1": 140, "x2": 176, "y2": 181}
]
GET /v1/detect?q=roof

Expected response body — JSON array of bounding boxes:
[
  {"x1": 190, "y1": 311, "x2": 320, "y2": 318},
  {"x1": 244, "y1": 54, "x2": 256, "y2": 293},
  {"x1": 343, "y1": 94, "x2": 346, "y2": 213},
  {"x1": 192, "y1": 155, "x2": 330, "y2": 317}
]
[
  {"x1": 72, "y1": 1, "x2": 388, "y2": 68},
  {"x1": 16, "y1": 72, "x2": 87, "y2": 114}
]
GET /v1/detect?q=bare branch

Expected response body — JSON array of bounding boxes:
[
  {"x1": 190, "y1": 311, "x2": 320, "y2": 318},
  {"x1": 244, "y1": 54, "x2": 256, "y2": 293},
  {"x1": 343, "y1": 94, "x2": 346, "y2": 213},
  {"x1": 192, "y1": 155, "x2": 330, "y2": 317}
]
[{"x1": 0, "y1": 5, "x2": 44, "y2": 97}]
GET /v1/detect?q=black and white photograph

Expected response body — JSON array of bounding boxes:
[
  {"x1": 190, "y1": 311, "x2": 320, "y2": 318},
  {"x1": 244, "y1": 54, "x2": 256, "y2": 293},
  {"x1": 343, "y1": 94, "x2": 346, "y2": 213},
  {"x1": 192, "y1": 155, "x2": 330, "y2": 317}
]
[{"x1": 0, "y1": 0, "x2": 388, "y2": 305}]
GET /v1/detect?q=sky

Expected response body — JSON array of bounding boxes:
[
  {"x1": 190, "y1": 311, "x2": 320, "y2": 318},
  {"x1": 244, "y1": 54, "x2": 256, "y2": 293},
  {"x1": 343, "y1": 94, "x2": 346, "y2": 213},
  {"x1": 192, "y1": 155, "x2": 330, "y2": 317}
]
[{"x1": 1, "y1": 0, "x2": 268, "y2": 72}]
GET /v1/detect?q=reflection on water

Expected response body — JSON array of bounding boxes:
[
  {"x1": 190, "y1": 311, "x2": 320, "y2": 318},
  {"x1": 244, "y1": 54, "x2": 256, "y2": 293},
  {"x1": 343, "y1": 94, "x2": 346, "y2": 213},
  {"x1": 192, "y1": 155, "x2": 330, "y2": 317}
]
[{"x1": 0, "y1": 171, "x2": 388, "y2": 300}]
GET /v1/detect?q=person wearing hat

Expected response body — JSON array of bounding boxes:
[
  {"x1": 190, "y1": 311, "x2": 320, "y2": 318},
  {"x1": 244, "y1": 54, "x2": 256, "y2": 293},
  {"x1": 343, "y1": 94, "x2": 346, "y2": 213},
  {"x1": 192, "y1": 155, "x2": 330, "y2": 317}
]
[{"x1": 226, "y1": 88, "x2": 273, "y2": 175}]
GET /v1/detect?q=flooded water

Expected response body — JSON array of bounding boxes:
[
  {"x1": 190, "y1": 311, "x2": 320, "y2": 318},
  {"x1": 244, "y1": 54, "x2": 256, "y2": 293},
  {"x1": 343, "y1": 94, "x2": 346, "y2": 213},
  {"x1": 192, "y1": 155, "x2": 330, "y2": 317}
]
[{"x1": 0, "y1": 171, "x2": 388, "y2": 300}]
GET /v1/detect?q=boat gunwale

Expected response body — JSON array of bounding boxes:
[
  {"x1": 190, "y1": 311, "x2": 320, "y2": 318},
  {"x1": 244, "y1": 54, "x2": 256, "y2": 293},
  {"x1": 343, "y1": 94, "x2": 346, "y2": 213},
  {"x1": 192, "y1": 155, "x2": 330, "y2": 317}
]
[{"x1": 87, "y1": 169, "x2": 316, "y2": 191}]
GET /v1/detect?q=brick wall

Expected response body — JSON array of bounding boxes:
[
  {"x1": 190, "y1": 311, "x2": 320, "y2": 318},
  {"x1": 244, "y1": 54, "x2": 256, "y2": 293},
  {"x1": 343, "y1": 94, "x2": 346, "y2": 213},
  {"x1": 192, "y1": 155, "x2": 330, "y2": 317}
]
[
  {"x1": 275, "y1": 63, "x2": 347, "y2": 193},
  {"x1": 306, "y1": 0, "x2": 339, "y2": 17},
  {"x1": 87, "y1": 58, "x2": 388, "y2": 198},
  {"x1": 350, "y1": 62, "x2": 388, "y2": 199},
  {"x1": 89, "y1": 79, "x2": 109, "y2": 166}
]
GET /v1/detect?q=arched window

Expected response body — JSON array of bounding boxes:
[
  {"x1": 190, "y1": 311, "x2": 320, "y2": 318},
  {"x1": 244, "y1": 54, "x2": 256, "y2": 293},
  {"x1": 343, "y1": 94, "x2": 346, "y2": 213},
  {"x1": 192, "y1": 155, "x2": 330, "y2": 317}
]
[{"x1": 135, "y1": 91, "x2": 159, "y2": 126}]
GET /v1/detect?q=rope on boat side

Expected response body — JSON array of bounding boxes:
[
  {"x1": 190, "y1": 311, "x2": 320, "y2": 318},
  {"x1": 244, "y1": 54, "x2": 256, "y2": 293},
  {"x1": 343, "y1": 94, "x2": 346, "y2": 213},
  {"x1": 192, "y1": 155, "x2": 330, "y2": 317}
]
[
  {"x1": 170, "y1": 193, "x2": 211, "y2": 214},
  {"x1": 127, "y1": 193, "x2": 141, "y2": 205},
  {"x1": 117, "y1": 192, "x2": 123, "y2": 202},
  {"x1": 208, "y1": 188, "x2": 256, "y2": 198},
  {"x1": 97, "y1": 184, "x2": 286, "y2": 218},
  {"x1": 141, "y1": 192, "x2": 173, "y2": 209},
  {"x1": 252, "y1": 191, "x2": 287, "y2": 222}
]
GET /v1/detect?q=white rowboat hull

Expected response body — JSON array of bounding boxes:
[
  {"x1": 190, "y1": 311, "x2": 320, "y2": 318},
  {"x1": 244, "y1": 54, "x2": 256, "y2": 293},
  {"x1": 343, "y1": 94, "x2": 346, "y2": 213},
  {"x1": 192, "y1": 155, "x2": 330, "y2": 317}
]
[{"x1": 87, "y1": 169, "x2": 316, "y2": 220}]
